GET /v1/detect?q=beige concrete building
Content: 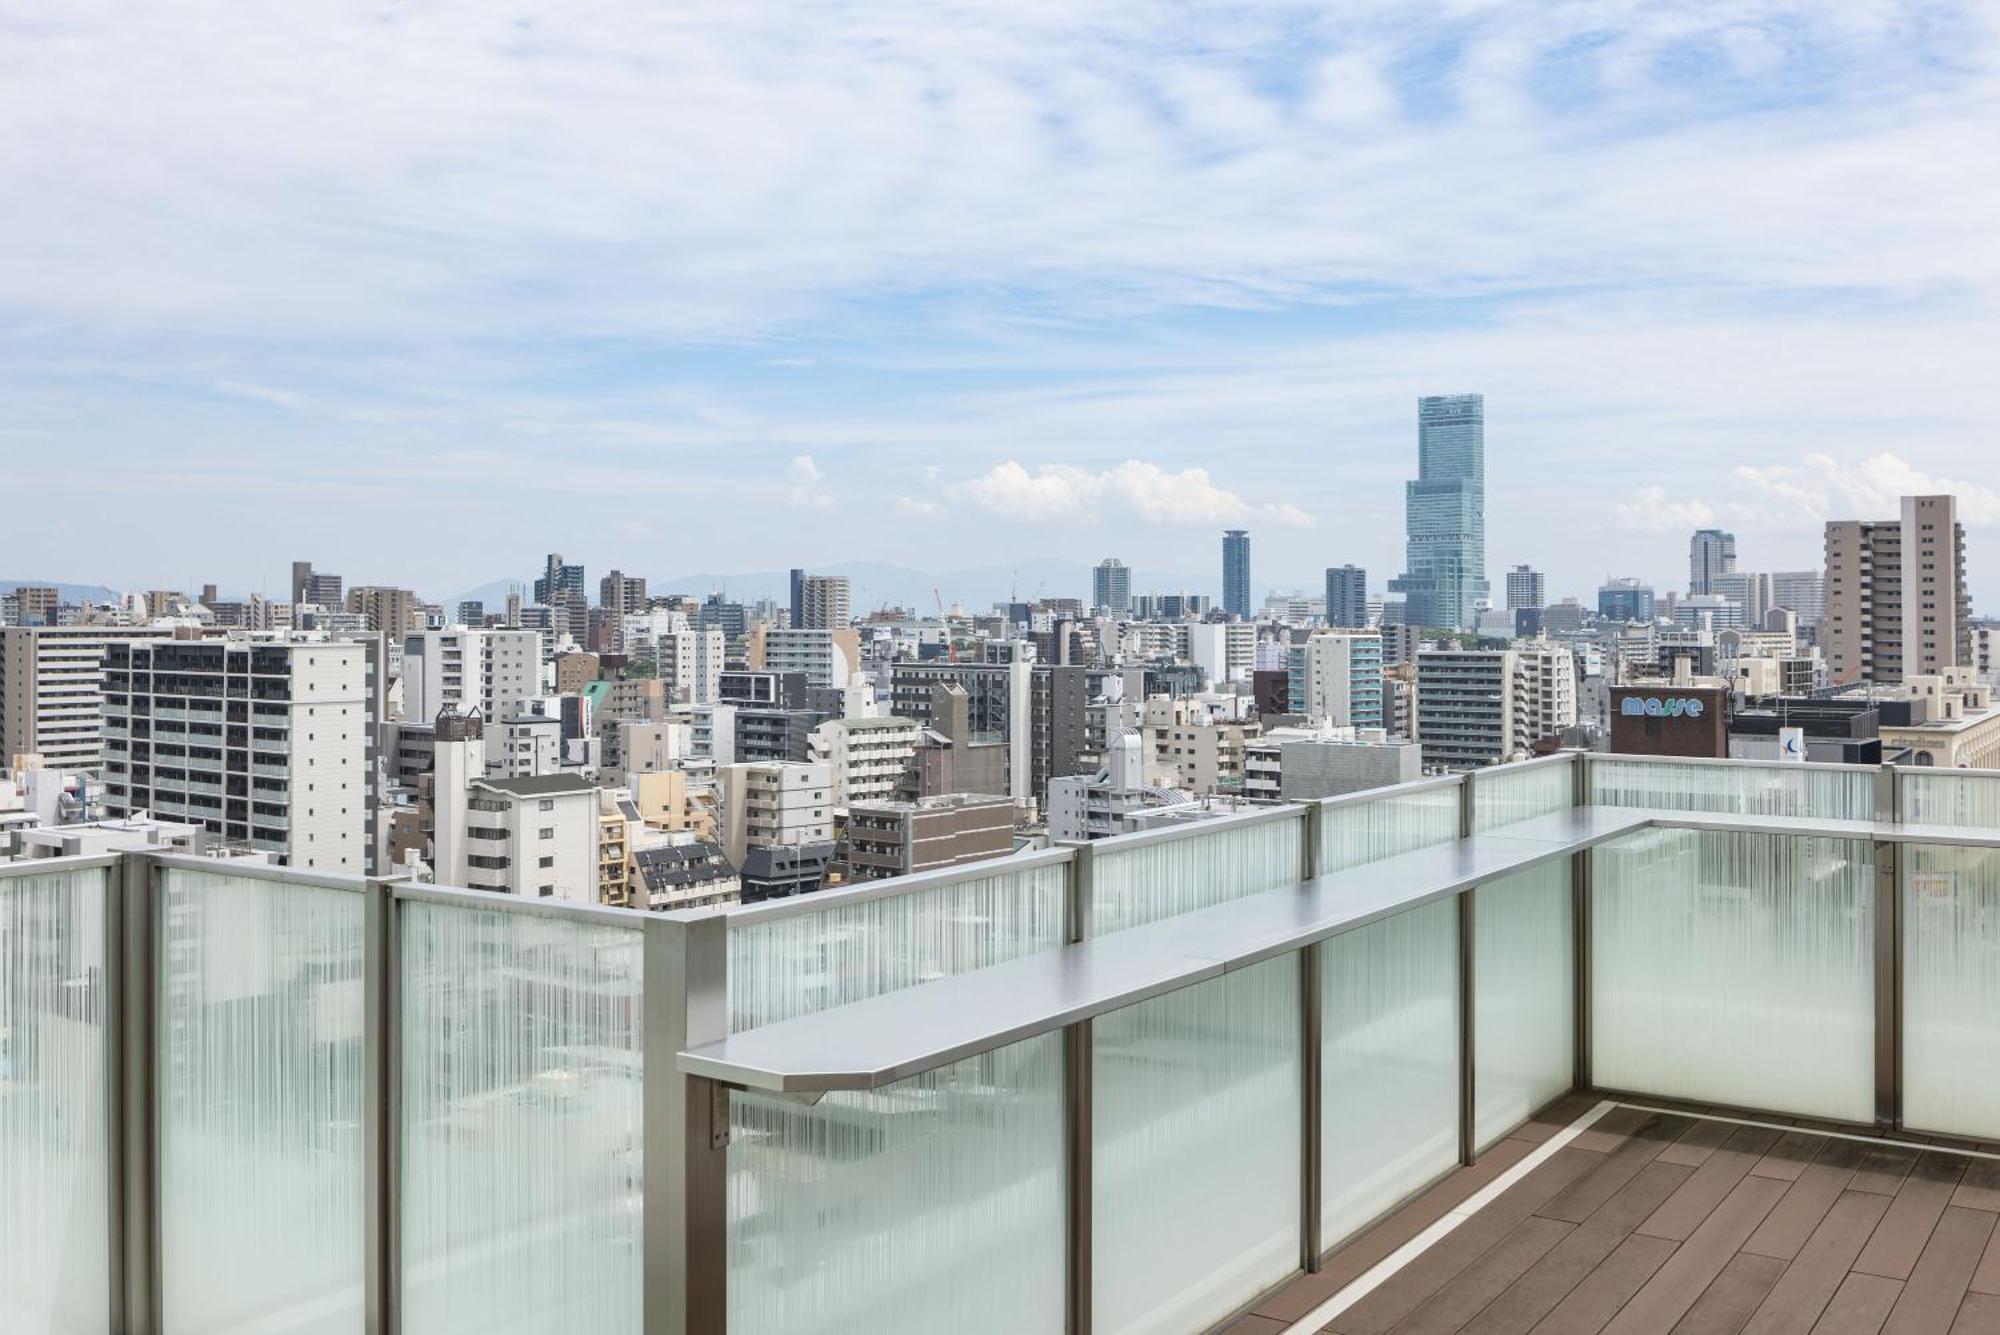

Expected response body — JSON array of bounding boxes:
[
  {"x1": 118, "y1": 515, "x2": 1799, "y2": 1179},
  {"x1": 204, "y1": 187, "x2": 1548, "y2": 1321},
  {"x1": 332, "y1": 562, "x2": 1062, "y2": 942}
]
[{"x1": 1826, "y1": 494, "x2": 1971, "y2": 686}]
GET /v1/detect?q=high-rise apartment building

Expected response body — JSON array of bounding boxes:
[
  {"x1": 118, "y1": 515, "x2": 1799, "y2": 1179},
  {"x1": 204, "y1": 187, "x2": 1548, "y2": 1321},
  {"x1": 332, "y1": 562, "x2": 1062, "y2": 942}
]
[
  {"x1": 100, "y1": 638, "x2": 368, "y2": 869},
  {"x1": 719, "y1": 760, "x2": 836, "y2": 901},
  {"x1": 1415, "y1": 642, "x2": 1575, "y2": 769},
  {"x1": 290, "y1": 560, "x2": 344, "y2": 609},
  {"x1": 792, "y1": 574, "x2": 851, "y2": 630},
  {"x1": 1505, "y1": 565, "x2": 1545, "y2": 613},
  {"x1": 1222, "y1": 530, "x2": 1251, "y2": 619},
  {"x1": 1709, "y1": 571, "x2": 1774, "y2": 626},
  {"x1": 1390, "y1": 394, "x2": 1488, "y2": 630},
  {"x1": 599, "y1": 570, "x2": 648, "y2": 615},
  {"x1": 1770, "y1": 571, "x2": 1827, "y2": 629},
  {"x1": 1, "y1": 624, "x2": 215, "y2": 775},
  {"x1": 1324, "y1": 565, "x2": 1368, "y2": 629},
  {"x1": 401, "y1": 626, "x2": 542, "y2": 768},
  {"x1": 1689, "y1": 529, "x2": 1738, "y2": 596},
  {"x1": 1093, "y1": 559, "x2": 1132, "y2": 617},
  {"x1": 344, "y1": 586, "x2": 421, "y2": 638},
  {"x1": 1826, "y1": 494, "x2": 1972, "y2": 684},
  {"x1": 1286, "y1": 631, "x2": 1385, "y2": 730}
]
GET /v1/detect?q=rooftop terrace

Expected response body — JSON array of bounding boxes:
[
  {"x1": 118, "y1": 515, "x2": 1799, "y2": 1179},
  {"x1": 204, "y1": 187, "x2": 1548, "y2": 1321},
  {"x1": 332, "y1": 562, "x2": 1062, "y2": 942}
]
[{"x1": 6, "y1": 751, "x2": 2000, "y2": 1334}]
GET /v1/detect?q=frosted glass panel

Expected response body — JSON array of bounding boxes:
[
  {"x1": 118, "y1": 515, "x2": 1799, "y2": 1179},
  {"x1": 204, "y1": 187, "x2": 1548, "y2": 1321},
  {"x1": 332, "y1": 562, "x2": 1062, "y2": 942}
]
[
  {"x1": 729, "y1": 861, "x2": 1066, "y2": 1032},
  {"x1": 1904, "y1": 845, "x2": 2000, "y2": 1138},
  {"x1": 1591, "y1": 830, "x2": 1874, "y2": 1121},
  {"x1": 1901, "y1": 771, "x2": 2000, "y2": 829},
  {"x1": 159, "y1": 869, "x2": 365, "y2": 1335},
  {"x1": 1095, "y1": 958, "x2": 1301, "y2": 1335},
  {"x1": 0, "y1": 866, "x2": 110, "y2": 1335},
  {"x1": 1471, "y1": 761, "x2": 1573, "y2": 833},
  {"x1": 728, "y1": 1034, "x2": 1064, "y2": 1335},
  {"x1": 1474, "y1": 863, "x2": 1574, "y2": 1148},
  {"x1": 1092, "y1": 815, "x2": 1303, "y2": 935},
  {"x1": 1320, "y1": 785, "x2": 1460, "y2": 873},
  {"x1": 1321, "y1": 899, "x2": 1458, "y2": 1250},
  {"x1": 400, "y1": 902, "x2": 644, "y2": 1335},
  {"x1": 1590, "y1": 758, "x2": 1874, "y2": 820}
]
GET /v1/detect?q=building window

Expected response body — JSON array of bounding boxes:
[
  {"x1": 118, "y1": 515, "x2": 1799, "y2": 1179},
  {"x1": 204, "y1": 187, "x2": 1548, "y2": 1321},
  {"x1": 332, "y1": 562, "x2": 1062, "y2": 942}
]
[{"x1": 539, "y1": 827, "x2": 555, "y2": 839}]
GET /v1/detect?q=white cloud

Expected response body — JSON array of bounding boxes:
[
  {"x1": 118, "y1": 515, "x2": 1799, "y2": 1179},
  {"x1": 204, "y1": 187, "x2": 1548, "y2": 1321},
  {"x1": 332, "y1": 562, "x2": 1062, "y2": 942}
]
[
  {"x1": 1735, "y1": 453, "x2": 2000, "y2": 527},
  {"x1": 1614, "y1": 485, "x2": 1719, "y2": 534},
  {"x1": 784, "y1": 454, "x2": 831, "y2": 508},
  {"x1": 215, "y1": 380, "x2": 308, "y2": 410},
  {"x1": 949, "y1": 459, "x2": 1313, "y2": 528}
]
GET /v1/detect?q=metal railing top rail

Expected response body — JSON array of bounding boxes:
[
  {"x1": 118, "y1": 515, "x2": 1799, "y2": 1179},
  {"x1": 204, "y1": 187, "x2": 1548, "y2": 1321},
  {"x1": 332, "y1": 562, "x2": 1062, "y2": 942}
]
[
  {"x1": 1083, "y1": 798, "x2": 1304, "y2": 855},
  {"x1": 1470, "y1": 751, "x2": 1583, "y2": 777},
  {"x1": 1581, "y1": 751, "x2": 1885, "y2": 776},
  {"x1": 143, "y1": 849, "x2": 373, "y2": 894},
  {"x1": 683, "y1": 801, "x2": 2000, "y2": 1095},
  {"x1": 720, "y1": 844, "x2": 1076, "y2": 926},
  {"x1": 1315, "y1": 772, "x2": 1465, "y2": 811},
  {"x1": 391, "y1": 878, "x2": 674, "y2": 930},
  {"x1": 0, "y1": 850, "x2": 124, "y2": 878}
]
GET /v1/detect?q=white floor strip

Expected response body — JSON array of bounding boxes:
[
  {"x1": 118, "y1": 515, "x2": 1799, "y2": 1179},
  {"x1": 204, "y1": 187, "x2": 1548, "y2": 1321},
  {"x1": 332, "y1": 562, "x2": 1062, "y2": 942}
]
[
  {"x1": 1280, "y1": 1100, "x2": 1618, "y2": 1335},
  {"x1": 1610, "y1": 1102, "x2": 2000, "y2": 1164}
]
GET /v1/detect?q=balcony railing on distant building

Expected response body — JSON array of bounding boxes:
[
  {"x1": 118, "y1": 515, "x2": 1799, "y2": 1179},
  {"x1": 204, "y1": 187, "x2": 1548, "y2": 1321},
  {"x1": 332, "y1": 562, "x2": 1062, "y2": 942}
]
[{"x1": 6, "y1": 752, "x2": 2000, "y2": 1334}]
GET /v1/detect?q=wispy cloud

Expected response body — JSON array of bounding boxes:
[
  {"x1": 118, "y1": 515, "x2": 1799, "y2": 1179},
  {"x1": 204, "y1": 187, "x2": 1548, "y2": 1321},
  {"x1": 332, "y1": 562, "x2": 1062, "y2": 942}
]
[
  {"x1": 949, "y1": 460, "x2": 1313, "y2": 528},
  {"x1": 784, "y1": 453, "x2": 832, "y2": 508},
  {"x1": 215, "y1": 380, "x2": 309, "y2": 410}
]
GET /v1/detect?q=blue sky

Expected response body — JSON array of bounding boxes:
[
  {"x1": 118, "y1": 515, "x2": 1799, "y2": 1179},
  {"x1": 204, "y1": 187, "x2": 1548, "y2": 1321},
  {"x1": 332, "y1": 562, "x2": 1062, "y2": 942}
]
[{"x1": 5, "y1": 1, "x2": 2000, "y2": 605}]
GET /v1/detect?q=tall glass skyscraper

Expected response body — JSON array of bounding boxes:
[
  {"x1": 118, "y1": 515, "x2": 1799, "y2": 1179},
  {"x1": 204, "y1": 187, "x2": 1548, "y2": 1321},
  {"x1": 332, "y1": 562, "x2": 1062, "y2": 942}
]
[
  {"x1": 1389, "y1": 394, "x2": 1489, "y2": 630},
  {"x1": 1222, "y1": 530, "x2": 1251, "y2": 619},
  {"x1": 1092, "y1": 557, "x2": 1131, "y2": 616}
]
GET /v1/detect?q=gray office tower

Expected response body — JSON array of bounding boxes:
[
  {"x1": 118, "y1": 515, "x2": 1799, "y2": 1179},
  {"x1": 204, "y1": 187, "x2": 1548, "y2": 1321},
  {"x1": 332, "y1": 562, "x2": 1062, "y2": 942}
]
[
  {"x1": 1389, "y1": 394, "x2": 1489, "y2": 631},
  {"x1": 1222, "y1": 530, "x2": 1252, "y2": 619},
  {"x1": 1689, "y1": 529, "x2": 1737, "y2": 596},
  {"x1": 1325, "y1": 565, "x2": 1367, "y2": 628}
]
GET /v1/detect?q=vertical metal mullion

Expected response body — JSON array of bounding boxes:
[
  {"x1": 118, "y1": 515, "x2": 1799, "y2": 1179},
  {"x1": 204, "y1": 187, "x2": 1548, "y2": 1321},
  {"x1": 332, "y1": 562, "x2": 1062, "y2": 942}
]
[
  {"x1": 1299, "y1": 942, "x2": 1323, "y2": 1272},
  {"x1": 1572, "y1": 850, "x2": 1593, "y2": 1094},
  {"x1": 1457, "y1": 888, "x2": 1477, "y2": 1166},
  {"x1": 1873, "y1": 840, "x2": 1901, "y2": 1131},
  {"x1": 642, "y1": 913, "x2": 729, "y2": 1335},
  {"x1": 1064, "y1": 1020, "x2": 1093, "y2": 1335},
  {"x1": 121, "y1": 853, "x2": 162, "y2": 1335},
  {"x1": 104, "y1": 854, "x2": 130, "y2": 1335},
  {"x1": 1064, "y1": 840, "x2": 1094, "y2": 1335},
  {"x1": 363, "y1": 882, "x2": 397, "y2": 1335}
]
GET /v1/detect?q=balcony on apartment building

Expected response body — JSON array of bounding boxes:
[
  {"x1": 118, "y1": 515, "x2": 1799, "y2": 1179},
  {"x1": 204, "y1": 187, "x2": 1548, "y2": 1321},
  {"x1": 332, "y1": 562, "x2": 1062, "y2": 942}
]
[{"x1": 6, "y1": 753, "x2": 2000, "y2": 1335}]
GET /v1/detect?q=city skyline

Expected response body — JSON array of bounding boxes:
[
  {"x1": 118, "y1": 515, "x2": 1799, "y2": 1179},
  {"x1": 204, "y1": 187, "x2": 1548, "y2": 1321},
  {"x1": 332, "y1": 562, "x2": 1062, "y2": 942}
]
[{"x1": 6, "y1": 5, "x2": 2000, "y2": 599}]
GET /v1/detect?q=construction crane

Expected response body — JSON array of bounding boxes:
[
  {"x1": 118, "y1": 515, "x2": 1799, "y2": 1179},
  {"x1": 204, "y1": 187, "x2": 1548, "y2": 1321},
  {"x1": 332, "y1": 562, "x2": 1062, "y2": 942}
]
[{"x1": 934, "y1": 588, "x2": 958, "y2": 663}]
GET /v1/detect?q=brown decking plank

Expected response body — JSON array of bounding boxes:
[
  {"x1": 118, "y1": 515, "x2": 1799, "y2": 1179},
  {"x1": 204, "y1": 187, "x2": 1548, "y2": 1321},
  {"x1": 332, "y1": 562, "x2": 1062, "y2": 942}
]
[
  {"x1": 1949, "y1": 1292, "x2": 2000, "y2": 1335},
  {"x1": 1670, "y1": 1252, "x2": 1787, "y2": 1335},
  {"x1": 1851, "y1": 1146, "x2": 1924, "y2": 1197},
  {"x1": 1540, "y1": 1114, "x2": 1698, "y2": 1225},
  {"x1": 1254, "y1": 1139, "x2": 1537, "y2": 1323},
  {"x1": 1743, "y1": 1191, "x2": 1898, "y2": 1335},
  {"x1": 1217, "y1": 1315, "x2": 1289, "y2": 1334},
  {"x1": 1330, "y1": 1149, "x2": 1604, "y2": 1335},
  {"x1": 1639, "y1": 1125, "x2": 1786, "y2": 1242},
  {"x1": 1949, "y1": 1158, "x2": 2000, "y2": 1215},
  {"x1": 1879, "y1": 1207, "x2": 1998, "y2": 1335},
  {"x1": 1753, "y1": 1129, "x2": 1836, "y2": 1183},
  {"x1": 1970, "y1": 1225, "x2": 2000, "y2": 1298},
  {"x1": 1744, "y1": 1141, "x2": 1869, "y2": 1262},
  {"x1": 1383, "y1": 1216, "x2": 1575, "y2": 1335},
  {"x1": 1855, "y1": 1154, "x2": 1972, "y2": 1281},
  {"x1": 1807, "y1": 1273, "x2": 1903, "y2": 1335},
  {"x1": 1463, "y1": 1162, "x2": 1696, "y2": 1335},
  {"x1": 1659, "y1": 1118, "x2": 1742, "y2": 1168},
  {"x1": 1510, "y1": 1094, "x2": 1608, "y2": 1146},
  {"x1": 1526, "y1": 1234, "x2": 1679, "y2": 1335},
  {"x1": 1602, "y1": 1173, "x2": 1790, "y2": 1335}
]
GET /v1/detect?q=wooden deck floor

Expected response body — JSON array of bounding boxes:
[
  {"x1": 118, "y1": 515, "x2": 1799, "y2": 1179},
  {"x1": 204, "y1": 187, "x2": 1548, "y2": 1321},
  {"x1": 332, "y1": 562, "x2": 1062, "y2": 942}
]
[{"x1": 1231, "y1": 1095, "x2": 2000, "y2": 1335}]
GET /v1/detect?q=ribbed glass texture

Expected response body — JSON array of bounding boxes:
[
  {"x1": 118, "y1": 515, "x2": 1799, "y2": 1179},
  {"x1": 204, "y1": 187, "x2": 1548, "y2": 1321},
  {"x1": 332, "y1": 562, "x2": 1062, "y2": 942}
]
[
  {"x1": 727, "y1": 1034, "x2": 1064, "y2": 1335},
  {"x1": 727, "y1": 861, "x2": 1067, "y2": 1032},
  {"x1": 1321, "y1": 899, "x2": 1458, "y2": 1250},
  {"x1": 1589, "y1": 758, "x2": 1875, "y2": 820},
  {"x1": 1473, "y1": 862, "x2": 1574, "y2": 1148},
  {"x1": 1591, "y1": 830, "x2": 1874, "y2": 1121},
  {"x1": 1904, "y1": 845, "x2": 2000, "y2": 1138},
  {"x1": 400, "y1": 902, "x2": 644, "y2": 1335},
  {"x1": 0, "y1": 866, "x2": 109, "y2": 1335},
  {"x1": 1091, "y1": 816, "x2": 1304, "y2": 936},
  {"x1": 1901, "y1": 771, "x2": 2000, "y2": 830},
  {"x1": 1471, "y1": 761, "x2": 1574, "y2": 833},
  {"x1": 1094, "y1": 957, "x2": 1301, "y2": 1335},
  {"x1": 158, "y1": 868, "x2": 364, "y2": 1334},
  {"x1": 1319, "y1": 785, "x2": 1460, "y2": 873}
]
